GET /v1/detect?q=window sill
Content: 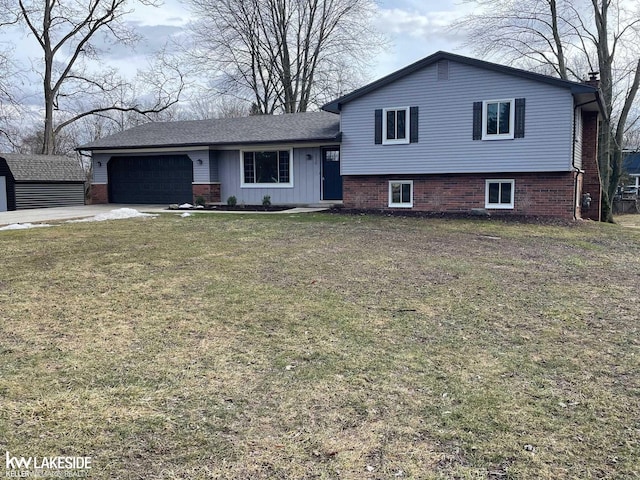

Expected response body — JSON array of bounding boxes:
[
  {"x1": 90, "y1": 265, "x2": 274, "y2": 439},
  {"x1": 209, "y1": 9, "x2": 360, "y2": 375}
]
[
  {"x1": 241, "y1": 183, "x2": 294, "y2": 189},
  {"x1": 485, "y1": 204, "x2": 514, "y2": 209},
  {"x1": 388, "y1": 203, "x2": 413, "y2": 208},
  {"x1": 382, "y1": 139, "x2": 410, "y2": 146},
  {"x1": 481, "y1": 135, "x2": 514, "y2": 141}
]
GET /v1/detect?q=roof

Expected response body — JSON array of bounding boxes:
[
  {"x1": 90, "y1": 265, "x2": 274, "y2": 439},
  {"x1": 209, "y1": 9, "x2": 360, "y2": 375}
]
[
  {"x1": 78, "y1": 111, "x2": 341, "y2": 151},
  {"x1": 322, "y1": 51, "x2": 601, "y2": 113},
  {"x1": 0, "y1": 153, "x2": 86, "y2": 182},
  {"x1": 623, "y1": 150, "x2": 640, "y2": 175}
]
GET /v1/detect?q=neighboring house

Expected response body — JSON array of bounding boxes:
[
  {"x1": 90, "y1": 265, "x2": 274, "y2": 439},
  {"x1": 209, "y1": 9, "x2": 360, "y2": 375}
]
[
  {"x1": 78, "y1": 51, "x2": 604, "y2": 220},
  {"x1": 0, "y1": 154, "x2": 86, "y2": 212},
  {"x1": 622, "y1": 150, "x2": 640, "y2": 189}
]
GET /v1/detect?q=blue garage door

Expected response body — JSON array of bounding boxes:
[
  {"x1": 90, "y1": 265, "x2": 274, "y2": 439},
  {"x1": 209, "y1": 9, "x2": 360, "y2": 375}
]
[{"x1": 108, "y1": 155, "x2": 193, "y2": 204}]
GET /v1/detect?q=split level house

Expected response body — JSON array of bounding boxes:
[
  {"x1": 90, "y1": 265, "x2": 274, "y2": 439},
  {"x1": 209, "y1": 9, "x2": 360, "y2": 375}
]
[{"x1": 78, "y1": 51, "x2": 604, "y2": 220}]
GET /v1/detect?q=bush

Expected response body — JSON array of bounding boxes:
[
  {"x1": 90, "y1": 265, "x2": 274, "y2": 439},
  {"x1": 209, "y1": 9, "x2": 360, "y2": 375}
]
[
  {"x1": 227, "y1": 196, "x2": 237, "y2": 207},
  {"x1": 195, "y1": 195, "x2": 206, "y2": 206},
  {"x1": 262, "y1": 195, "x2": 271, "y2": 206}
]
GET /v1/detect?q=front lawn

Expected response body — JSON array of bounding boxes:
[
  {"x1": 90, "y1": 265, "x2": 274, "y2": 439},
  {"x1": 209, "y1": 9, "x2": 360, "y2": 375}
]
[{"x1": 0, "y1": 213, "x2": 638, "y2": 479}]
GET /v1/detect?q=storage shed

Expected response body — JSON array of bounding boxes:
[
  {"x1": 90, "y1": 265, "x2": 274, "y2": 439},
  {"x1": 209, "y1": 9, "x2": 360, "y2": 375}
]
[{"x1": 0, "y1": 154, "x2": 86, "y2": 211}]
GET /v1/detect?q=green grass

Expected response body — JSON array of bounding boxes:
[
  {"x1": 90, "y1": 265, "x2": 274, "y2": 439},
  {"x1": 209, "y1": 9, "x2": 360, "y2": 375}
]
[{"x1": 0, "y1": 212, "x2": 639, "y2": 479}]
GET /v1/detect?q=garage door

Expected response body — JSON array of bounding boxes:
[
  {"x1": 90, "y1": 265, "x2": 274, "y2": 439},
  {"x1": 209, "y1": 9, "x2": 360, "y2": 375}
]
[{"x1": 108, "y1": 155, "x2": 193, "y2": 204}]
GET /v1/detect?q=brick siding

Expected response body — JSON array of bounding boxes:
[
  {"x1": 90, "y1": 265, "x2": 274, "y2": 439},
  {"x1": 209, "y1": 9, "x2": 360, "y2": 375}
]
[
  {"x1": 89, "y1": 184, "x2": 108, "y2": 204},
  {"x1": 343, "y1": 172, "x2": 578, "y2": 219},
  {"x1": 193, "y1": 183, "x2": 221, "y2": 204}
]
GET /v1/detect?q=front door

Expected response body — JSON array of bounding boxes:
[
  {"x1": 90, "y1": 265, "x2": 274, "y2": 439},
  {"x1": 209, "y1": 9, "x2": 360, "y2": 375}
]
[
  {"x1": 0, "y1": 176, "x2": 6, "y2": 212},
  {"x1": 322, "y1": 147, "x2": 342, "y2": 200}
]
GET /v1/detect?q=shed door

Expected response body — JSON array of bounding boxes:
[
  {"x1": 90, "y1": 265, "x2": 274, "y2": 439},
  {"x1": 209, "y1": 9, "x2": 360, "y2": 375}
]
[
  {"x1": 0, "y1": 176, "x2": 6, "y2": 212},
  {"x1": 108, "y1": 155, "x2": 193, "y2": 204}
]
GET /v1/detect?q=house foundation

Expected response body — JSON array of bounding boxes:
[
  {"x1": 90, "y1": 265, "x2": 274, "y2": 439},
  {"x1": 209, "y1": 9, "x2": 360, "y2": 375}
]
[{"x1": 343, "y1": 172, "x2": 578, "y2": 218}]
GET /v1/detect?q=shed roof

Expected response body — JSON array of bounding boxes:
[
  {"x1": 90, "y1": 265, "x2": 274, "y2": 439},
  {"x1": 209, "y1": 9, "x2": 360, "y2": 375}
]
[
  {"x1": 623, "y1": 151, "x2": 640, "y2": 175},
  {"x1": 78, "y1": 111, "x2": 341, "y2": 151},
  {"x1": 322, "y1": 51, "x2": 602, "y2": 114},
  {"x1": 0, "y1": 153, "x2": 86, "y2": 182}
]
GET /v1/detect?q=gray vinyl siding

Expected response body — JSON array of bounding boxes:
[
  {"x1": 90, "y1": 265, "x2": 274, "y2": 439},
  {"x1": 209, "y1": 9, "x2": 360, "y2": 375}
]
[
  {"x1": 15, "y1": 183, "x2": 85, "y2": 209},
  {"x1": 573, "y1": 108, "x2": 583, "y2": 170},
  {"x1": 218, "y1": 147, "x2": 322, "y2": 204},
  {"x1": 190, "y1": 151, "x2": 209, "y2": 183},
  {"x1": 91, "y1": 153, "x2": 109, "y2": 183},
  {"x1": 91, "y1": 150, "x2": 211, "y2": 183},
  {"x1": 340, "y1": 60, "x2": 574, "y2": 175}
]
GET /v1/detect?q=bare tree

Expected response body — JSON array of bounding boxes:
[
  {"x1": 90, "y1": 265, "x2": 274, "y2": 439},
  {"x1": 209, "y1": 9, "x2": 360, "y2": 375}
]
[
  {"x1": 0, "y1": 0, "x2": 21, "y2": 148},
  {"x1": 455, "y1": 0, "x2": 640, "y2": 221},
  {"x1": 14, "y1": 0, "x2": 184, "y2": 154},
  {"x1": 186, "y1": 0, "x2": 384, "y2": 114}
]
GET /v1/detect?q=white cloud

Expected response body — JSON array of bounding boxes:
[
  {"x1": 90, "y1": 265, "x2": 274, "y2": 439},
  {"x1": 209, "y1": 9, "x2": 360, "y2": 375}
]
[
  {"x1": 370, "y1": 4, "x2": 472, "y2": 78},
  {"x1": 374, "y1": 7, "x2": 463, "y2": 41}
]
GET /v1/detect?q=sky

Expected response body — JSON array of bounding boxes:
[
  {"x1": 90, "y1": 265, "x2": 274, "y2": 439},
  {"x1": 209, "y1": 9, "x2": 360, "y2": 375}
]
[
  {"x1": 2, "y1": 0, "x2": 476, "y2": 118},
  {"x1": 125, "y1": 0, "x2": 475, "y2": 78}
]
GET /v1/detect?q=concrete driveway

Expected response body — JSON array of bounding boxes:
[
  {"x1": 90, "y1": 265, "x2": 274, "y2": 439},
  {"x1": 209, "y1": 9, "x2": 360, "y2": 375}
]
[
  {"x1": 0, "y1": 204, "x2": 328, "y2": 226},
  {"x1": 0, "y1": 204, "x2": 167, "y2": 226}
]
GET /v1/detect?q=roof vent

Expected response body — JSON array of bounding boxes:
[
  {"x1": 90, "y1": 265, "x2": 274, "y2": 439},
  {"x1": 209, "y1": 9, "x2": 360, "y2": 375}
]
[{"x1": 437, "y1": 60, "x2": 449, "y2": 81}]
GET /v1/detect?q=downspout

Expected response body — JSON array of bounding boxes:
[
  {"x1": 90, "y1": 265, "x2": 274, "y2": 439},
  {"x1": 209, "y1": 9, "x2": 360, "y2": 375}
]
[{"x1": 572, "y1": 98, "x2": 598, "y2": 220}]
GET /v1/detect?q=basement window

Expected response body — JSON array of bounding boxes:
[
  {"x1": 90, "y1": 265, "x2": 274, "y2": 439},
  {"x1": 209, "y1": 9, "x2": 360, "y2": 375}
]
[
  {"x1": 485, "y1": 179, "x2": 514, "y2": 209},
  {"x1": 389, "y1": 180, "x2": 413, "y2": 208}
]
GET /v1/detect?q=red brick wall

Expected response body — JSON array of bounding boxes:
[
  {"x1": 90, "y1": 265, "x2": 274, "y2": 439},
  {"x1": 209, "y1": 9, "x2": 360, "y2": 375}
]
[
  {"x1": 343, "y1": 172, "x2": 578, "y2": 218},
  {"x1": 193, "y1": 183, "x2": 221, "y2": 204},
  {"x1": 580, "y1": 111, "x2": 601, "y2": 221},
  {"x1": 89, "y1": 184, "x2": 108, "y2": 204}
]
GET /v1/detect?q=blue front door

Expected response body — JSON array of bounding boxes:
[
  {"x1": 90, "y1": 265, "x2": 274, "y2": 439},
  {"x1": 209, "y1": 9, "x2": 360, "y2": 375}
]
[{"x1": 322, "y1": 147, "x2": 342, "y2": 200}]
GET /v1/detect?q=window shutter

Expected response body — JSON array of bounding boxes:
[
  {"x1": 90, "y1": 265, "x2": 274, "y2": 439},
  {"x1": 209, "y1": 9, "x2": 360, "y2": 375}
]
[
  {"x1": 410, "y1": 107, "x2": 419, "y2": 143},
  {"x1": 514, "y1": 98, "x2": 526, "y2": 138},
  {"x1": 472, "y1": 102, "x2": 482, "y2": 140},
  {"x1": 375, "y1": 109, "x2": 382, "y2": 144}
]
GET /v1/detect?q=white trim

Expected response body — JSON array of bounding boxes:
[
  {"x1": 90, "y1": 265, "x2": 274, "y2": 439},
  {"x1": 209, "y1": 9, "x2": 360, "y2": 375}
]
[
  {"x1": 485, "y1": 179, "x2": 515, "y2": 209},
  {"x1": 382, "y1": 107, "x2": 410, "y2": 145},
  {"x1": 482, "y1": 99, "x2": 515, "y2": 140},
  {"x1": 240, "y1": 148, "x2": 294, "y2": 188},
  {"x1": 91, "y1": 182, "x2": 108, "y2": 185},
  {"x1": 192, "y1": 182, "x2": 220, "y2": 185},
  {"x1": 388, "y1": 180, "x2": 413, "y2": 208}
]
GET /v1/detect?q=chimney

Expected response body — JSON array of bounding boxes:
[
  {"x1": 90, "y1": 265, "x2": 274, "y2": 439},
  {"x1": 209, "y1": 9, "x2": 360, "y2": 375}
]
[{"x1": 585, "y1": 71, "x2": 600, "y2": 89}]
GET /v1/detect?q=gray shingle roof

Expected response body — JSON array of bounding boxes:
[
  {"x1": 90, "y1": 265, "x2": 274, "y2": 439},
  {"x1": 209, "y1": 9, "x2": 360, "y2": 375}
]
[
  {"x1": 1, "y1": 153, "x2": 86, "y2": 182},
  {"x1": 78, "y1": 111, "x2": 341, "y2": 151}
]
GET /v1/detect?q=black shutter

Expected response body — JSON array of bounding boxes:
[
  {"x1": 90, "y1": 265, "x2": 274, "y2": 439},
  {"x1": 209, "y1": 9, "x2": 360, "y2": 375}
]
[
  {"x1": 514, "y1": 98, "x2": 526, "y2": 138},
  {"x1": 410, "y1": 107, "x2": 419, "y2": 143},
  {"x1": 472, "y1": 102, "x2": 482, "y2": 140},
  {"x1": 374, "y1": 109, "x2": 382, "y2": 144}
]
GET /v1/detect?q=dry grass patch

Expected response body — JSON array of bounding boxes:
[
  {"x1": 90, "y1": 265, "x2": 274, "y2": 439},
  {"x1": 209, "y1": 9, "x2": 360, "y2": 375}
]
[{"x1": 0, "y1": 213, "x2": 639, "y2": 479}]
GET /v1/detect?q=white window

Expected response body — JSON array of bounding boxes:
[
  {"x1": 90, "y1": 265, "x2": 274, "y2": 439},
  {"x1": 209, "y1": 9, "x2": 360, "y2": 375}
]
[
  {"x1": 389, "y1": 180, "x2": 413, "y2": 208},
  {"x1": 485, "y1": 179, "x2": 515, "y2": 209},
  {"x1": 383, "y1": 107, "x2": 410, "y2": 145},
  {"x1": 241, "y1": 149, "x2": 293, "y2": 188},
  {"x1": 483, "y1": 99, "x2": 514, "y2": 140}
]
